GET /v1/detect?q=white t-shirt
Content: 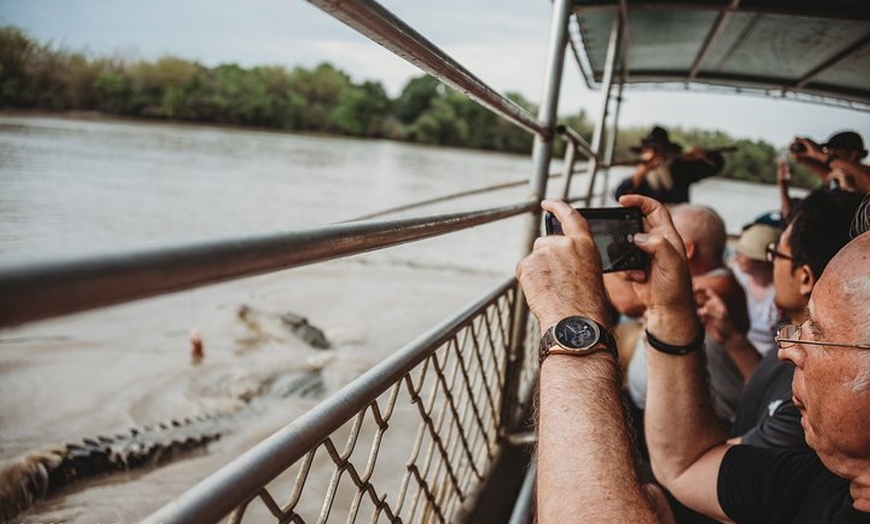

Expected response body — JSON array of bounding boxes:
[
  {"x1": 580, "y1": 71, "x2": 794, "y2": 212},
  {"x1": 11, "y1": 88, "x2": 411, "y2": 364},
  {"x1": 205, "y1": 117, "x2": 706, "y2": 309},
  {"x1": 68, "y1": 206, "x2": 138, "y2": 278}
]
[{"x1": 731, "y1": 264, "x2": 779, "y2": 356}]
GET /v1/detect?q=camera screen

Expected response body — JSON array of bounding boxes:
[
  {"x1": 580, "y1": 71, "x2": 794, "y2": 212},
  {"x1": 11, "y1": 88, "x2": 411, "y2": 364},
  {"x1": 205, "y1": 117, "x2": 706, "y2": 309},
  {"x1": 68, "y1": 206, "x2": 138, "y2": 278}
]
[
  {"x1": 586, "y1": 216, "x2": 640, "y2": 271},
  {"x1": 545, "y1": 207, "x2": 648, "y2": 273}
]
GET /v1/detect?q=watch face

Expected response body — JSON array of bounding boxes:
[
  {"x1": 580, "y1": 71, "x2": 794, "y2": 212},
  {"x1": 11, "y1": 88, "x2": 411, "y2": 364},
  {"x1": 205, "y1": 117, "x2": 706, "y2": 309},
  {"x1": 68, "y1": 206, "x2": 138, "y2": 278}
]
[{"x1": 554, "y1": 317, "x2": 599, "y2": 350}]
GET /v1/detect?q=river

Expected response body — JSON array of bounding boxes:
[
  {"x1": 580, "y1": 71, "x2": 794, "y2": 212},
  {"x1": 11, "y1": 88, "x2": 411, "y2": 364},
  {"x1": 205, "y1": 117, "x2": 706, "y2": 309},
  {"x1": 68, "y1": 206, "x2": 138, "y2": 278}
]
[{"x1": 0, "y1": 115, "x2": 789, "y2": 522}]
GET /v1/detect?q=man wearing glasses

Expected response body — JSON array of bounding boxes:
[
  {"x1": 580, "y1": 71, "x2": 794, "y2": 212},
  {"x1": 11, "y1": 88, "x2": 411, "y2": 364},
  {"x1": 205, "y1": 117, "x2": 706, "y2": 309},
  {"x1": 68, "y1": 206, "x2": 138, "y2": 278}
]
[
  {"x1": 716, "y1": 190, "x2": 867, "y2": 450},
  {"x1": 520, "y1": 193, "x2": 869, "y2": 522}
]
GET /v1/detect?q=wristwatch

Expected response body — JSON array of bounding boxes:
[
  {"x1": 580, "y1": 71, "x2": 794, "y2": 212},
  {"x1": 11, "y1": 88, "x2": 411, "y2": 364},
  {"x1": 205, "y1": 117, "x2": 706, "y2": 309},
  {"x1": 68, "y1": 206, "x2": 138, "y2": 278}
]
[{"x1": 539, "y1": 316, "x2": 617, "y2": 362}]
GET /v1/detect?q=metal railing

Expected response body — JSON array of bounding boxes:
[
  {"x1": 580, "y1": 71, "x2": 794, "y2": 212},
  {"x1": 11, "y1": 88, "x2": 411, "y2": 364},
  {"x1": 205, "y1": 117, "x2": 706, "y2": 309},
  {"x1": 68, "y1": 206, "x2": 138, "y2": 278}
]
[
  {"x1": 0, "y1": 202, "x2": 535, "y2": 328},
  {"x1": 144, "y1": 280, "x2": 530, "y2": 523}
]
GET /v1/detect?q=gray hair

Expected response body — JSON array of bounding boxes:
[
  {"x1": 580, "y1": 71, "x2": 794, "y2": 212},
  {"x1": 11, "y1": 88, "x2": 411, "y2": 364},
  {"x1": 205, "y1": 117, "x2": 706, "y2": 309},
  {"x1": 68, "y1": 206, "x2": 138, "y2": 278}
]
[
  {"x1": 846, "y1": 274, "x2": 870, "y2": 392},
  {"x1": 851, "y1": 194, "x2": 870, "y2": 238}
]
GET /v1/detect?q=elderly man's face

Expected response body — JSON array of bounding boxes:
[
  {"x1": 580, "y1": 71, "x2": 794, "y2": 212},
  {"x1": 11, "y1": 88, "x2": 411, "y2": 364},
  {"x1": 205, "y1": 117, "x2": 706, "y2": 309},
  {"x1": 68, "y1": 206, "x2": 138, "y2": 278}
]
[{"x1": 778, "y1": 241, "x2": 870, "y2": 476}]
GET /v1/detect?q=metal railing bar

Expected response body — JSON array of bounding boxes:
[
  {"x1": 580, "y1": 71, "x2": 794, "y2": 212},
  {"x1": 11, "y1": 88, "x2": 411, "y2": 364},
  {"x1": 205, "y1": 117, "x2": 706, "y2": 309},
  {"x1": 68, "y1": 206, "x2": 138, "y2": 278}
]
[
  {"x1": 351, "y1": 175, "x2": 559, "y2": 221},
  {"x1": 305, "y1": 0, "x2": 548, "y2": 138},
  {"x1": 555, "y1": 124, "x2": 595, "y2": 159},
  {"x1": 0, "y1": 202, "x2": 535, "y2": 328},
  {"x1": 507, "y1": 461, "x2": 536, "y2": 524},
  {"x1": 354, "y1": 164, "x2": 599, "y2": 221},
  {"x1": 140, "y1": 278, "x2": 516, "y2": 524},
  {"x1": 505, "y1": 0, "x2": 571, "y2": 433}
]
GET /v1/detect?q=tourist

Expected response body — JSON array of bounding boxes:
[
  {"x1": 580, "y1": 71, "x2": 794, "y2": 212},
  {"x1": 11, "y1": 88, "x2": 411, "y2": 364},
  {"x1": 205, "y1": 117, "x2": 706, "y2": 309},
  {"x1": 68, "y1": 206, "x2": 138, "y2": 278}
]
[
  {"x1": 518, "y1": 195, "x2": 870, "y2": 522},
  {"x1": 614, "y1": 126, "x2": 724, "y2": 204},
  {"x1": 791, "y1": 130, "x2": 870, "y2": 193}
]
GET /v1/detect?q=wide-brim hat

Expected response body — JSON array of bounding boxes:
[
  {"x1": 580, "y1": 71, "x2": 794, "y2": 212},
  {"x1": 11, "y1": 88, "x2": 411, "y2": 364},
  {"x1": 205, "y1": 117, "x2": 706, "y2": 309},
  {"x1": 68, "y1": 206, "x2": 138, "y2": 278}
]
[
  {"x1": 736, "y1": 224, "x2": 782, "y2": 261},
  {"x1": 630, "y1": 125, "x2": 683, "y2": 155},
  {"x1": 821, "y1": 131, "x2": 867, "y2": 159}
]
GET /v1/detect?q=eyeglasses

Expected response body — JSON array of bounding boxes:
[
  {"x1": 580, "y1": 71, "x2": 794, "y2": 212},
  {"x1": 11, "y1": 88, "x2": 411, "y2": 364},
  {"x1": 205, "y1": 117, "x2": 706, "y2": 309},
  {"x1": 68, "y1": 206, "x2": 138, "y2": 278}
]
[
  {"x1": 775, "y1": 323, "x2": 870, "y2": 350},
  {"x1": 765, "y1": 242, "x2": 793, "y2": 263}
]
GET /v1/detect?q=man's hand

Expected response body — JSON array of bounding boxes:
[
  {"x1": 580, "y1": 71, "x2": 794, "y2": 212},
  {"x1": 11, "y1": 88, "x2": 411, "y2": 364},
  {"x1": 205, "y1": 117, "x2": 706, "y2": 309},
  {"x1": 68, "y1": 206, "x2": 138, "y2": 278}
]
[
  {"x1": 791, "y1": 137, "x2": 826, "y2": 163},
  {"x1": 777, "y1": 157, "x2": 791, "y2": 184},
  {"x1": 616, "y1": 194, "x2": 701, "y2": 343},
  {"x1": 615, "y1": 195, "x2": 691, "y2": 311},
  {"x1": 516, "y1": 200, "x2": 609, "y2": 331},
  {"x1": 826, "y1": 168, "x2": 858, "y2": 192},
  {"x1": 696, "y1": 286, "x2": 735, "y2": 345}
]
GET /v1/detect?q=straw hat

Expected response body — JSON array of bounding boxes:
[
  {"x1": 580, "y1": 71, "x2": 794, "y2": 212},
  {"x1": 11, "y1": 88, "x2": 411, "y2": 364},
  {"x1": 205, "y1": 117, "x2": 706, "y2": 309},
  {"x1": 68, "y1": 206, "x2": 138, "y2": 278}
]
[{"x1": 736, "y1": 224, "x2": 782, "y2": 261}]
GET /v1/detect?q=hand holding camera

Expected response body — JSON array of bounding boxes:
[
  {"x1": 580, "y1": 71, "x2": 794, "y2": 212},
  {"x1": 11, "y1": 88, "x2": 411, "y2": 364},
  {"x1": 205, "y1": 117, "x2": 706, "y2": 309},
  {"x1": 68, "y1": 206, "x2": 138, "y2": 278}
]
[
  {"x1": 544, "y1": 207, "x2": 649, "y2": 273},
  {"x1": 789, "y1": 137, "x2": 824, "y2": 161}
]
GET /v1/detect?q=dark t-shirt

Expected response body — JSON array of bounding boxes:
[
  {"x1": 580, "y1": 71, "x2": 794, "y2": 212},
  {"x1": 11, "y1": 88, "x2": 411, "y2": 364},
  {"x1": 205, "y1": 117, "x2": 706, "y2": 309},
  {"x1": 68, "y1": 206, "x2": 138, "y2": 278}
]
[
  {"x1": 718, "y1": 446, "x2": 870, "y2": 523},
  {"x1": 729, "y1": 349, "x2": 807, "y2": 449},
  {"x1": 614, "y1": 153, "x2": 724, "y2": 204}
]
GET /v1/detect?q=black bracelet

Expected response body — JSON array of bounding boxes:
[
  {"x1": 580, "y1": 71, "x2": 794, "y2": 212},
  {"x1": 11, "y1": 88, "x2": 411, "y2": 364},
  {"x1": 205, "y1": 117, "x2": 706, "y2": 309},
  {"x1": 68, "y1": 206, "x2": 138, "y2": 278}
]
[{"x1": 646, "y1": 329, "x2": 705, "y2": 355}]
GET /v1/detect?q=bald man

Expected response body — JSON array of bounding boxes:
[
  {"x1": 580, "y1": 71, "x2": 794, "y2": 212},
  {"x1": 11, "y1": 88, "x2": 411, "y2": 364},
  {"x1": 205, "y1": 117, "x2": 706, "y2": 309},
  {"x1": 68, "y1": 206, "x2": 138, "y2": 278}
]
[{"x1": 608, "y1": 204, "x2": 750, "y2": 427}]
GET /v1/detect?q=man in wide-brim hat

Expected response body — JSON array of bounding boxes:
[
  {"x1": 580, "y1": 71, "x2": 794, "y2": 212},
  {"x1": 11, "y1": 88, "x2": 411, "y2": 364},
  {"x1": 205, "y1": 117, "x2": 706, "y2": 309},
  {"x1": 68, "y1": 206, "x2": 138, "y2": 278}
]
[{"x1": 615, "y1": 125, "x2": 724, "y2": 205}]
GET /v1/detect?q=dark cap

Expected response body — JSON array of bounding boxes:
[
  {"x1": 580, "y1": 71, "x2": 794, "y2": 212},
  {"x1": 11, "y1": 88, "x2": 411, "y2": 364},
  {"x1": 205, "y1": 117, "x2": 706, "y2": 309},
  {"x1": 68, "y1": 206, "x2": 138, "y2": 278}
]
[
  {"x1": 631, "y1": 126, "x2": 682, "y2": 154},
  {"x1": 821, "y1": 131, "x2": 867, "y2": 158}
]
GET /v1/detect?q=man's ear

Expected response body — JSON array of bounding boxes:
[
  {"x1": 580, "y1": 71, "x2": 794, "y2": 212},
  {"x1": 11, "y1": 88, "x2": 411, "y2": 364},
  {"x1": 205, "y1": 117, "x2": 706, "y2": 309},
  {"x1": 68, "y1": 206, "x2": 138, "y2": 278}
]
[
  {"x1": 796, "y1": 264, "x2": 817, "y2": 298},
  {"x1": 684, "y1": 241, "x2": 696, "y2": 261}
]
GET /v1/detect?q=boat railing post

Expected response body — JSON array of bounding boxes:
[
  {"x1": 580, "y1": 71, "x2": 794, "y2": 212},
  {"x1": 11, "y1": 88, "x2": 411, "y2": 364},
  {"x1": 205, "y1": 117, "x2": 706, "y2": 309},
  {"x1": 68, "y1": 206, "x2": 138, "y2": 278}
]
[
  {"x1": 555, "y1": 124, "x2": 593, "y2": 201},
  {"x1": 504, "y1": 0, "x2": 572, "y2": 432},
  {"x1": 559, "y1": 137, "x2": 578, "y2": 200},
  {"x1": 582, "y1": 8, "x2": 624, "y2": 207},
  {"x1": 600, "y1": 75, "x2": 626, "y2": 205}
]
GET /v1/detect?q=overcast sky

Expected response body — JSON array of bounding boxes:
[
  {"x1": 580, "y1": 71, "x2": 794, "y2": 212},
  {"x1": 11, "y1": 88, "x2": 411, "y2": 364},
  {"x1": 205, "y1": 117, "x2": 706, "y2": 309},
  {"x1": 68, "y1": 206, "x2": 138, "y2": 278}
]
[{"x1": 2, "y1": 0, "x2": 868, "y2": 147}]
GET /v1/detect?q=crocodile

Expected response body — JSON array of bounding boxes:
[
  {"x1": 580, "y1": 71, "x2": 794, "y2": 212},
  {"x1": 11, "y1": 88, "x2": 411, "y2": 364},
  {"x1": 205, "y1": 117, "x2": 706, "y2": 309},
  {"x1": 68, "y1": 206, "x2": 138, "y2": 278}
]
[
  {"x1": 236, "y1": 304, "x2": 332, "y2": 350},
  {"x1": 1, "y1": 305, "x2": 333, "y2": 521},
  {"x1": 0, "y1": 367, "x2": 326, "y2": 522}
]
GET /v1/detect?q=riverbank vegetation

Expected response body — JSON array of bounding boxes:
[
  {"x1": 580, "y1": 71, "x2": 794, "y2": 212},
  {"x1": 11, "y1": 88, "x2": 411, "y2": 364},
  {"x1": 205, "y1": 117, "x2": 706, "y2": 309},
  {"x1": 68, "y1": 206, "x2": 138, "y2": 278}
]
[{"x1": 1, "y1": 25, "x2": 817, "y2": 187}]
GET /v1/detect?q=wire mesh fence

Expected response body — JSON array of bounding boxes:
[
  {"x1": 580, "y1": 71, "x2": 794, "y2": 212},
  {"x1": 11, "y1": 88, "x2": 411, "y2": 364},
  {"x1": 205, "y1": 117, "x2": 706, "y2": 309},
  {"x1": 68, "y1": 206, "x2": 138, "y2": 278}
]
[{"x1": 209, "y1": 283, "x2": 527, "y2": 523}]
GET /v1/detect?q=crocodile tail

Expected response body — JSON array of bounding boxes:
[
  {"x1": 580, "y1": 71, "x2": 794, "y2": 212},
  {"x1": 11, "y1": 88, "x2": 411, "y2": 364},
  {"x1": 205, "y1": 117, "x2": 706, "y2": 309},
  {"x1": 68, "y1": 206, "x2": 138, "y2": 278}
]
[{"x1": 0, "y1": 446, "x2": 64, "y2": 521}]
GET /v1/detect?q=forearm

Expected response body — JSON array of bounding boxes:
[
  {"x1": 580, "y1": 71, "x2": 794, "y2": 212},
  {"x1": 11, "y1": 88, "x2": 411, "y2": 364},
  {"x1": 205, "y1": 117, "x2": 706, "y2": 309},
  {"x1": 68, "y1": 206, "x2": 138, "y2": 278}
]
[
  {"x1": 723, "y1": 332, "x2": 761, "y2": 381},
  {"x1": 830, "y1": 158, "x2": 870, "y2": 192},
  {"x1": 797, "y1": 157, "x2": 829, "y2": 180},
  {"x1": 644, "y1": 308, "x2": 727, "y2": 485},
  {"x1": 537, "y1": 353, "x2": 658, "y2": 523}
]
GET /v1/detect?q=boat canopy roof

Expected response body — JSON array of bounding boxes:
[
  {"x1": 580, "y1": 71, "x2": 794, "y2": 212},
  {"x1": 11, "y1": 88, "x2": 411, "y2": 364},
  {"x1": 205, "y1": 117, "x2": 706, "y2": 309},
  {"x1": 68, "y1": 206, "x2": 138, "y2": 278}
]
[{"x1": 570, "y1": 0, "x2": 870, "y2": 110}]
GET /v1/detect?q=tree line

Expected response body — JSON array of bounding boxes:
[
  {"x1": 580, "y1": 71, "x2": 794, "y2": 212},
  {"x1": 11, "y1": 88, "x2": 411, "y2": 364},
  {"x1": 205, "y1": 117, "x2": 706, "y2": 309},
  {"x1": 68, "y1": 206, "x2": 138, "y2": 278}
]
[{"x1": 0, "y1": 25, "x2": 817, "y2": 188}]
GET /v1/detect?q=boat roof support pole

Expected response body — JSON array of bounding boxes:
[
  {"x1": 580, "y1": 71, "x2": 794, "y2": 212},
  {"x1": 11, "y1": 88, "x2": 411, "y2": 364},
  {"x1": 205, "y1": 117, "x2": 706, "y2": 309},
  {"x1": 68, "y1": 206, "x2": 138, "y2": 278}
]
[
  {"x1": 793, "y1": 32, "x2": 870, "y2": 89},
  {"x1": 558, "y1": 134, "x2": 578, "y2": 200},
  {"x1": 583, "y1": 7, "x2": 623, "y2": 207},
  {"x1": 599, "y1": 74, "x2": 625, "y2": 205},
  {"x1": 505, "y1": 0, "x2": 572, "y2": 430}
]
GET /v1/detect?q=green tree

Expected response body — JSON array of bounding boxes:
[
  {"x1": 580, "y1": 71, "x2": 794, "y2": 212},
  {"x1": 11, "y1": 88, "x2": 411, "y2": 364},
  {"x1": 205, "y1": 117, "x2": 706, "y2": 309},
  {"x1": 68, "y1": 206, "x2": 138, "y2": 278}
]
[
  {"x1": 395, "y1": 75, "x2": 443, "y2": 125},
  {"x1": 0, "y1": 25, "x2": 35, "y2": 106},
  {"x1": 332, "y1": 80, "x2": 391, "y2": 137},
  {"x1": 289, "y1": 63, "x2": 351, "y2": 131},
  {"x1": 414, "y1": 97, "x2": 468, "y2": 146}
]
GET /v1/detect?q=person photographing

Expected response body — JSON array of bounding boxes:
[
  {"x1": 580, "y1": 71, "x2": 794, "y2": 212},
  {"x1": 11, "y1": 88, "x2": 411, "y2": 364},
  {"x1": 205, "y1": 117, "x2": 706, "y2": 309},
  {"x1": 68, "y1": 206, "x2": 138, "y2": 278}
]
[
  {"x1": 614, "y1": 126, "x2": 724, "y2": 205},
  {"x1": 791, "y1": 130, "x2": 869, "y2": 193}
]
